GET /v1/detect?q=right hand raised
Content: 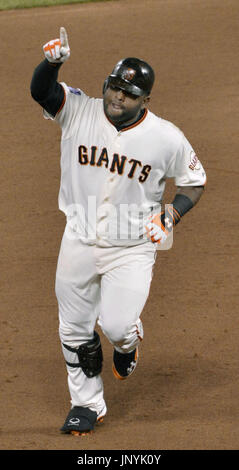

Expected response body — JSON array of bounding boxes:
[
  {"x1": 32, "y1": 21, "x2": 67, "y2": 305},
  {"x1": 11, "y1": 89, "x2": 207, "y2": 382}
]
[{"x1": 43, "y1": 27, "x2": 70, "y2": 63}]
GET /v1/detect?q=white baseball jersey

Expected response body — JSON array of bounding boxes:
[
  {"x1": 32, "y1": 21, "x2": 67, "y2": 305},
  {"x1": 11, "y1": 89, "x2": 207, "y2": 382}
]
[{"x1": 44, "y1": 83, "x2": 206, "y2": 247}]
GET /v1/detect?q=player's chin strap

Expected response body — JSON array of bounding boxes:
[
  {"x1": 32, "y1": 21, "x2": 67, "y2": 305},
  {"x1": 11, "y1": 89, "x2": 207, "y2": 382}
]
[{"x1": 62, "y1": 331, "x2": 103, "y2": 378}]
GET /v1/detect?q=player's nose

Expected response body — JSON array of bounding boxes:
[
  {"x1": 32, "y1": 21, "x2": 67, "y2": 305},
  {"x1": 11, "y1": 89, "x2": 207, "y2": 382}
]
[{"x1": 115, "y1": 89, "x2": 125, "y2": 101}]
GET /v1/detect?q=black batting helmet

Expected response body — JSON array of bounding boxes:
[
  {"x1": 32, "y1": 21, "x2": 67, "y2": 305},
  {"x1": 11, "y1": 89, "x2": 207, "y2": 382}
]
[{"x1": 103, "y1": 57, "x2": 155, "y2": 96}]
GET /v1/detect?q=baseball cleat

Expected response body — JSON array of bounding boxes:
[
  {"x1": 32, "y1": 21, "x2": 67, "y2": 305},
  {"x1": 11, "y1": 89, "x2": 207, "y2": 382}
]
[
  {"x1": 112, "y1": 347, "x2": 138, "y2": 380},
  {"x1": 60, "y1": 406, "x2": 104, "y2": 436}
]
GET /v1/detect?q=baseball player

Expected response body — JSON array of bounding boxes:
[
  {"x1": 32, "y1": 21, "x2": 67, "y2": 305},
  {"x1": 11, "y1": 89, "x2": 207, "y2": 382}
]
[{"x1": 30, "y1": 27, "x2": 206, "y2": 436}]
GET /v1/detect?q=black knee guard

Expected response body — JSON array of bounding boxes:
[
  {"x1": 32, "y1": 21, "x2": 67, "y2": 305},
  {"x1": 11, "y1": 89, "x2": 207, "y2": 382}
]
[{"x1": 62, "y1": 331, "x2": 103, "y2": 378}]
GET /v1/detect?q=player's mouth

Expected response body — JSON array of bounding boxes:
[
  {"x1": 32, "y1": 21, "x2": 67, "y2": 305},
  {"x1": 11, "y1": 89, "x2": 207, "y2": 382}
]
[{"x1": 111, "y1": 102, "x2": 124, "y2": 110}]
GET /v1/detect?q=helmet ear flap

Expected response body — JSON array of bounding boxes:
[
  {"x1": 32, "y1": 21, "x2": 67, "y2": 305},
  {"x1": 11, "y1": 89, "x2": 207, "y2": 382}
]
[{"x1": 103, "y1": 78, "x2": 109, "y2": 95}]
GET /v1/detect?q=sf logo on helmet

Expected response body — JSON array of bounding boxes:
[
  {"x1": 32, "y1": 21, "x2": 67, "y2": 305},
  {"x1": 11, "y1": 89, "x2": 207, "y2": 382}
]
[{"x1": 122, "y1": 68, "x2": 136, "y2": 81}]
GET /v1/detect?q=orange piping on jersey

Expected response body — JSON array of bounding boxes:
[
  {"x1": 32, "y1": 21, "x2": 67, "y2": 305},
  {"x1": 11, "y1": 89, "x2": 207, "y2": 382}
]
[
  {"x1": 121, "y1": 108, "x2": 148, "y2": 132},
  {"x1": 57, "y1": 86, "x2": 66, "y2": 114},
  {"x1": 136, "y1": 328, "x2": 143, "y2": 342}
]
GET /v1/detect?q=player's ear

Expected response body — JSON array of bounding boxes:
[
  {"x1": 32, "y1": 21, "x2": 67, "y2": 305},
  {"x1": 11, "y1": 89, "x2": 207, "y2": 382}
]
[
  {"x1": 103, "y1": 78, "x2": 109, "y2": 95},
  {"x1": 142, "y1": 95, "x2": 150, "y2": 108}
]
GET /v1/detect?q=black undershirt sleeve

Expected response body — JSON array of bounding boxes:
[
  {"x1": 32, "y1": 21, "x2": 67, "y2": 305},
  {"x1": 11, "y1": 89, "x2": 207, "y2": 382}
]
[{"x1": 30, "y1": 59, "x2": 65, "y2": 117}]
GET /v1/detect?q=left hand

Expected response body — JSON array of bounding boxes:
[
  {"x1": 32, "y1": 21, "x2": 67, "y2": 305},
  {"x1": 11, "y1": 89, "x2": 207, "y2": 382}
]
[
  {"x1": 145, "y1": 211, "x2": 170, "y2": 245},
  {"x1": 43, "y1": 27, "x2": 70, "y2": 64}
]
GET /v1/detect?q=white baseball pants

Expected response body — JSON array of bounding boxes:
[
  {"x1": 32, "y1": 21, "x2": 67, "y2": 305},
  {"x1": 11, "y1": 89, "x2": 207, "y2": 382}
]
[{"x1": 55, "y1": 230, "x2": 156, "y2": 417}]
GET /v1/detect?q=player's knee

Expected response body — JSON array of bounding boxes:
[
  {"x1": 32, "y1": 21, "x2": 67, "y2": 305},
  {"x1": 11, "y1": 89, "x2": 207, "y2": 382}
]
[{"x1": 100, "y1": 316, "x2": 144, "y2": 351}]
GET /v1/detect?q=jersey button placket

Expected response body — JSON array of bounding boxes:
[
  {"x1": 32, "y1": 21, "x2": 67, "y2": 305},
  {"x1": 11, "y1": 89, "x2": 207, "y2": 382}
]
[
  {"x1": 96, "y1": 132, "x2": 122, "y2": 242},
  {"x1": 109, "y1": 133, "x2": 121, "y2": 183}
]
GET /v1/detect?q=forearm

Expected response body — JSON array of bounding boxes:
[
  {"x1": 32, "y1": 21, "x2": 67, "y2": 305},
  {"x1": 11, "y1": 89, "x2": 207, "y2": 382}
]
[
  {"x1": 30, "y1": 59, "x2": 65, "y2": 116},
  {"x1": 167, "y1": 185, "x2": 204, "y2": 226},
  {"x1": 176, "y1": 185, "x2": 204, "y2": 206}
]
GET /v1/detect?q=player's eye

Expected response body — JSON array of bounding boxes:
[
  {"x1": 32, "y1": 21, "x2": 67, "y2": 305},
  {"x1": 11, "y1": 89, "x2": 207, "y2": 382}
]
[
  {"x1": 109, "y1": 85, "x2": 138, "y2": 100},
  {"x1": 109, "y1": 85, "x2": 120, "y2": 92}
]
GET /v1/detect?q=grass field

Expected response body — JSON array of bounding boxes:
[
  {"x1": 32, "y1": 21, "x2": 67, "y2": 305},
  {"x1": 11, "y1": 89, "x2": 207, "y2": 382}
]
[{"x1": 0, "y1": 0, "x2": 111, "y2": 10}]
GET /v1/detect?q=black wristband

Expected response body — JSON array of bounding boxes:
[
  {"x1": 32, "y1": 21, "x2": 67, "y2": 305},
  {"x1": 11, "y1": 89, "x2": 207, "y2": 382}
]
[
  {"x1": 160, "y1": 193, "x2": 194, "y2": 231},
  {"x1": 172, "y1": 194, "x2": 194, "y2": 220}
]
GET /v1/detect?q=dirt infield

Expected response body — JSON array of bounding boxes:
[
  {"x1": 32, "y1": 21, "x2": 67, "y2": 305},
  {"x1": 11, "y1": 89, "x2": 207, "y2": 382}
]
[{"x1": 0, "y1": 0, "x2": 238, "y2": 451}]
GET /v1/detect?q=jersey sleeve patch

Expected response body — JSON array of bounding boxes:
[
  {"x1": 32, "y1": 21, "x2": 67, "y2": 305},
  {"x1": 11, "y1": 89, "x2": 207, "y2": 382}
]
[
  {"x1": 188, "y1": 151, "x2": 201, "y2": 171},
  {"x1": 68, "y1": 86, "x2": 82, "y2": 95}
]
